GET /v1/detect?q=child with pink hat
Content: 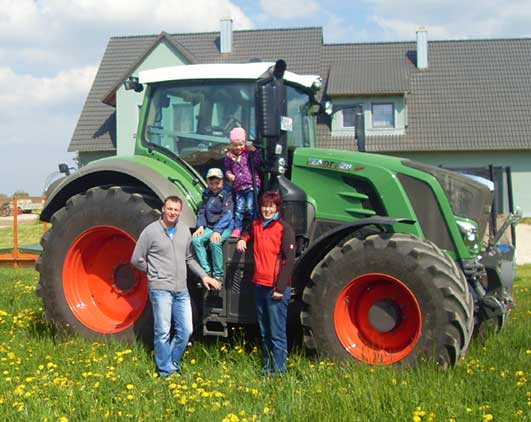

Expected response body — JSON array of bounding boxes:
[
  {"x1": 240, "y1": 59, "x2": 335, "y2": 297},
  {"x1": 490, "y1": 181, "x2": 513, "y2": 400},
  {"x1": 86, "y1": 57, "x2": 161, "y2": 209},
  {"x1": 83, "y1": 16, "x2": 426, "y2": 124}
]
[{"x1": 225, "y1": 127, "x2": 261, "y2": 238}]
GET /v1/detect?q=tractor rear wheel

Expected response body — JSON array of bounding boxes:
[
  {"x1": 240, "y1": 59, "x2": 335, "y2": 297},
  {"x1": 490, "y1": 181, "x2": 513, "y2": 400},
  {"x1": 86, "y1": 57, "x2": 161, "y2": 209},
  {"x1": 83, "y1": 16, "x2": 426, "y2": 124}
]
[
  {"x1": 36, "y1": 186, "x2": 160, "y2": 342},
  {"x1": 301, "y1": 233, "x2": 474, "y2": 367}
]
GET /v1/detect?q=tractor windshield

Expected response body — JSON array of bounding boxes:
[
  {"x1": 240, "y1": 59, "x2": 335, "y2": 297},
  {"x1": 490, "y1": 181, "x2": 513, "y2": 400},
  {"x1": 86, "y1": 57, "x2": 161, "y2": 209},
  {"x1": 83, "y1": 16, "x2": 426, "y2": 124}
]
[{"x1": 142, "y1": 80, "x2": 314, "y2": 176}]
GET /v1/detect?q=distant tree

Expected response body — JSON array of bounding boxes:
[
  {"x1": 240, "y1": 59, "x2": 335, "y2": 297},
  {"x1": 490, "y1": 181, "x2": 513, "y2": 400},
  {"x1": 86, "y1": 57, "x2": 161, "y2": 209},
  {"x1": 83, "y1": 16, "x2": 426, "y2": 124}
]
[{"x1": 13, "y1": 190, "x2": 29, "y2": 198}]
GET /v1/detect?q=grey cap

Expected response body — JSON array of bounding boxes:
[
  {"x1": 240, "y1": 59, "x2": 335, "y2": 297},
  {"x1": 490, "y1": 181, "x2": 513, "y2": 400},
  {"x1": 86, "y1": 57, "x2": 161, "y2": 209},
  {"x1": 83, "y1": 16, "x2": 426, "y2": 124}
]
[{"x1": 206, "y1": 168, "x2": 224, "y2": 179}]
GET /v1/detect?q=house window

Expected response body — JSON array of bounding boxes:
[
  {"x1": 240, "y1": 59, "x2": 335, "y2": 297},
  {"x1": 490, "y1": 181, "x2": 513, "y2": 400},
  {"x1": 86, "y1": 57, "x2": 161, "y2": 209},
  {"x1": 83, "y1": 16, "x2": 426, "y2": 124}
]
[
  {"x1": 342, "y1": 108, "x2": 356, "y2": 128},
  {"x1": 372, "y1": 103, "x2": 394, "y2": 128}
]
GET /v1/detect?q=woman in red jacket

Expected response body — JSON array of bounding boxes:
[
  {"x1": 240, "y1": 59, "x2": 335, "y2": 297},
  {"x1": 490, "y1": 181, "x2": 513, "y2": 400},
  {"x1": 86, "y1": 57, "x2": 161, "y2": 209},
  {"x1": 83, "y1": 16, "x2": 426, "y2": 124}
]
[{"x1": 236, "y1": 191, "x2": 296, "y2": 375}]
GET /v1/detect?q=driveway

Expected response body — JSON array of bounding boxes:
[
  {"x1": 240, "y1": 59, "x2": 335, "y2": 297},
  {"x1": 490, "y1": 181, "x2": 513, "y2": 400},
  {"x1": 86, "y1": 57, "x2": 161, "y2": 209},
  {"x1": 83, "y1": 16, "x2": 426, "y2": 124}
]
[{"x1": 516, "y1": 224, "x2": 531, "y2": 265}]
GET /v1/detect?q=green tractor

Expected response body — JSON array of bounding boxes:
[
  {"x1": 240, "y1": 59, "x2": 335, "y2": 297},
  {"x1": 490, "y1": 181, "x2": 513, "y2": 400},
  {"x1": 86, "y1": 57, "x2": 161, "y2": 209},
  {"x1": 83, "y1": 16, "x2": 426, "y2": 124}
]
[{"x1": 37, "y1": 60, "x2": 519, "y2": 368}]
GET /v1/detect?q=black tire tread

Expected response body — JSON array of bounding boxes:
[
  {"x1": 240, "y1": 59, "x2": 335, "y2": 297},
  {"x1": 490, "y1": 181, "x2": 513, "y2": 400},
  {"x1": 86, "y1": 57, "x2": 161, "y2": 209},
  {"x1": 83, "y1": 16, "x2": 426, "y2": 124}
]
[
  {"x1": 301, "y1": 233, "x2": 474, "y2": 367},
  {"x1": 36, "y1": 186, "x2": 159, "y2": 341}
]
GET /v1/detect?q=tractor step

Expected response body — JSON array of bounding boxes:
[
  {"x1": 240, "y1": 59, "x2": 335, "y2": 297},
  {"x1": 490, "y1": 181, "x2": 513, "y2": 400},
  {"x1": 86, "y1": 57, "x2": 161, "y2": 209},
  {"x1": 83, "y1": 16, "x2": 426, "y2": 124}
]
[
  {"x1": 202, "y1": 316, "x2": 228, "y2": 337},
  {"x1": 203, "y1": 287, "x2": 226, "y2": 316}
]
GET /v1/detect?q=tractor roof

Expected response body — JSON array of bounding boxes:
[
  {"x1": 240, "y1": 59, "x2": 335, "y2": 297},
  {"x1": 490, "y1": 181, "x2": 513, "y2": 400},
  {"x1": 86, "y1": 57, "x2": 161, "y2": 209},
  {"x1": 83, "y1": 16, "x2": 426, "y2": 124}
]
[{"x1": 138, "y1": 62, "x2": 321, "y2": 91}]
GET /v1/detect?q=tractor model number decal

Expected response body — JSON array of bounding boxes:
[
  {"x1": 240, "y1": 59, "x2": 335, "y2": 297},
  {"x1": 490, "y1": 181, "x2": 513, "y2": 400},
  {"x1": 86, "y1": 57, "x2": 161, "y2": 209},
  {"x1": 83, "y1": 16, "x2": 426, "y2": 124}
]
[{"x1": 307, "y1": 158, "x2": 353, "y2": 171}]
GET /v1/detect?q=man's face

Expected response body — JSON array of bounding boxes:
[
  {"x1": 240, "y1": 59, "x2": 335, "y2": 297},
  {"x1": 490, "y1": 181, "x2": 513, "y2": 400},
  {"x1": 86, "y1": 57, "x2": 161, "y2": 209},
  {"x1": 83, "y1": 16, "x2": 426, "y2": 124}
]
[
  {"x1": 207, "y1": 177, "x2": 223, "y2": 194},
  {"x1": 162, "y1": 200, "x2": 182, "y2": 226}
]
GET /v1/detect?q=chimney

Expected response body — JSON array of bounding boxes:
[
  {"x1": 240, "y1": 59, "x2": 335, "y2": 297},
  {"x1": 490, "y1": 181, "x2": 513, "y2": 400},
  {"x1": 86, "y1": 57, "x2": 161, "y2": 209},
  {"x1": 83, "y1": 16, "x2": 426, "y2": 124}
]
[
  {"x1": 416, "y1": 27, "x2": 428, "y2": 69},
  {"x1": 220, "y1": 18, "x2": 233, "y2": 54}
]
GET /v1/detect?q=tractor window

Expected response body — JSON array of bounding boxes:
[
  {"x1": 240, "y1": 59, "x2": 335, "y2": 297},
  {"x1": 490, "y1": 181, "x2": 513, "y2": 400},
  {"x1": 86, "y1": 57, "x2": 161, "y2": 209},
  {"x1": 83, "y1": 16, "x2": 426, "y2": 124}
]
[
  {"x1": 286, "y1": 85, "x2": 314, "y2": 148},
  {"x1": 143, "y1": 81, "x2": 255, "y2": 176}
]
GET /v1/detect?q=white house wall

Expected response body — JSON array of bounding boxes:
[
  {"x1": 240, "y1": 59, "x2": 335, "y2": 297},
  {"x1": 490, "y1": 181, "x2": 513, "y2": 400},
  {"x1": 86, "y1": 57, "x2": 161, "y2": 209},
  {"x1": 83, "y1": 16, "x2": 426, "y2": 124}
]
[{"x1": 116, "y1": 40, "x2": 188, "y2": 157}]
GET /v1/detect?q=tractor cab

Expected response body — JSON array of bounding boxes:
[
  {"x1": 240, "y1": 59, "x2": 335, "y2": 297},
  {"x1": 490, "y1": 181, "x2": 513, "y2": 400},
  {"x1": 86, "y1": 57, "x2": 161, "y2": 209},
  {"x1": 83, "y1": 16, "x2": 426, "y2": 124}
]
[{"x1": 135, "y1": 62, "x2": 322, "y2": 180}]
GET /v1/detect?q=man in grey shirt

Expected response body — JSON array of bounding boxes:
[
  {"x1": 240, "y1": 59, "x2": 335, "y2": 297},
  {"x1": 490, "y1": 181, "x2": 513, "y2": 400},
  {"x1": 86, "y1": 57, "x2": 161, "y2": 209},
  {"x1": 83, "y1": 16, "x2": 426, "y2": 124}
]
[{"x1": 131, "y1": 195, "x2": 219, "y2": 377}]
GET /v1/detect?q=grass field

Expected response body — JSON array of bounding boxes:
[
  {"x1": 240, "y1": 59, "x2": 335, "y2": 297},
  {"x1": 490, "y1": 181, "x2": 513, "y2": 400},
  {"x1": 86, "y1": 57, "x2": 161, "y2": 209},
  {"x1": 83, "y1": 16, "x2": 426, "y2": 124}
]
[
  {"x1": 0, "y1": 265, "x2": 530, "y2": 422},
  {"x1": 0, "y1": 218, "x2": 47, "y2": 249}
]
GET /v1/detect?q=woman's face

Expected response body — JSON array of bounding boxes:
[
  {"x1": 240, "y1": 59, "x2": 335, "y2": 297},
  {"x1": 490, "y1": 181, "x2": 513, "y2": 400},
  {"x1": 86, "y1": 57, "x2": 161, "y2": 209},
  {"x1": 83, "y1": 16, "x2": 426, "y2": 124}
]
[{"x1": 260, "y1": 202, "x2": 278, "y2": 220}]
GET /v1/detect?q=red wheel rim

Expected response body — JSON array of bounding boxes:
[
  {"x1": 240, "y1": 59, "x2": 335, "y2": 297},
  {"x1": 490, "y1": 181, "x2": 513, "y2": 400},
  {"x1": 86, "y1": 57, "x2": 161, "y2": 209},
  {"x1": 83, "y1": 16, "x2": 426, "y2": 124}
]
[
  {"x1": 63, "y1": 226, "x2": 147, "y2": 334},
  {"x1": 334, "y1": 273, "x2": 422, "y2": 365}
]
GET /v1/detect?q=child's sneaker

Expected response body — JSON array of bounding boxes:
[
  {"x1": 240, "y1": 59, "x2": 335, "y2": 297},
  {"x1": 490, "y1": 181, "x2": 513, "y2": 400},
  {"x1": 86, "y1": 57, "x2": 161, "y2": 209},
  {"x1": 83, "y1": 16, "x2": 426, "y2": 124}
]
[{"x1": 230, "y1": 229, "x2": 241, "y2": 238}]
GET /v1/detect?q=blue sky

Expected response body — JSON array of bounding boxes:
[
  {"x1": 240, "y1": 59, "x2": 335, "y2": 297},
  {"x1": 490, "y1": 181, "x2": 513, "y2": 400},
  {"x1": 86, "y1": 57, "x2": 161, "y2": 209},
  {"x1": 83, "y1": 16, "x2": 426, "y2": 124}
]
[{"x1": 1, "y1": 0, "x2": 531, "y2": 195}]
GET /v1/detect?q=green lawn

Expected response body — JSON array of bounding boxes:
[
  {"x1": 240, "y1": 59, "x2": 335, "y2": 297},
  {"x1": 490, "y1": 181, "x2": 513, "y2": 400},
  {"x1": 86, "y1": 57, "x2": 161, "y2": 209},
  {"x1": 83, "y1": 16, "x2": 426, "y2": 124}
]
[
  {"x1": 0, "y1": 219, "x2": 47, "y2": 249},
  {"x1": 0, "y1": 266, "x2": 530, "y2": 421}
]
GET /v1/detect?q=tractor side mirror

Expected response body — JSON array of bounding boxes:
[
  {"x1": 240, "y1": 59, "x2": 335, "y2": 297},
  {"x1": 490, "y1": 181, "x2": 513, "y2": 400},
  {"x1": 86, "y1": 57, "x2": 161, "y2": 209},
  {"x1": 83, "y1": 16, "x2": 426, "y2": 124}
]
[
  {"x1": 123, "y1": 76, "x2": 144, "y2": 93},
  {"x1": 58, "y1": 163, "x2": 71, "y2": 176}
]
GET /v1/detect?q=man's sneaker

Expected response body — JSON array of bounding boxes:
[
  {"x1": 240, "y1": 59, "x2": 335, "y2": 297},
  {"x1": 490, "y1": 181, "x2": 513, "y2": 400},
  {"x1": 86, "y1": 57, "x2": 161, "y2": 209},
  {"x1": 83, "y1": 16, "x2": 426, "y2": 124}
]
[{"x1": 230, "y1": 229, "x2": 241, "y2": 238}]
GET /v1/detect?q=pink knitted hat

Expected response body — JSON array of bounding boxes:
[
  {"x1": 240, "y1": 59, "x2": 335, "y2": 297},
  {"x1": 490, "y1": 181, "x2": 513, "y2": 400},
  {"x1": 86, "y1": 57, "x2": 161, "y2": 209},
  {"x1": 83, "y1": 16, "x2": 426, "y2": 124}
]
[{"x1": 229, "y1": 127, "x2": 246, "y2": 144}]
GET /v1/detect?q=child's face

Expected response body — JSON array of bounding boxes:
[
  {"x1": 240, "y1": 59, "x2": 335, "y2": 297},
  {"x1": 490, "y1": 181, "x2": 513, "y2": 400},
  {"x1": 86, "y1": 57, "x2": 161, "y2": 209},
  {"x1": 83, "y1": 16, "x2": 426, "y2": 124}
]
[
  {"x1": 207, "y1": 177, "x2": 223, "y2": 194},
  {"x1": 230, "y1": 140, "x2": 245, "y2": 155}
]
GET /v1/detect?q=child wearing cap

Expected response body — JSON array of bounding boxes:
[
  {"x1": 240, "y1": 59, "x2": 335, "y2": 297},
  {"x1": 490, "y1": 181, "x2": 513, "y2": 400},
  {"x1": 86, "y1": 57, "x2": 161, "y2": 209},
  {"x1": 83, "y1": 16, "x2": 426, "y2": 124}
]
[
  {"x1": 225, "y1": 127, "x2": 261, "y2": 238},
  {"x1": 192, "y1": 168, "x2": 234, "y2": 282}
]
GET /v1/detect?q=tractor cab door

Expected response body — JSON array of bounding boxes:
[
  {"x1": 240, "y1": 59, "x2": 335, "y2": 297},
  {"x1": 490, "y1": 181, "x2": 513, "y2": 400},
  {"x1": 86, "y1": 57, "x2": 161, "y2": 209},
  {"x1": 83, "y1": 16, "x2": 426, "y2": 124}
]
[{"x1": 142, "y1": 81, "x2": 256, "y2": 178}]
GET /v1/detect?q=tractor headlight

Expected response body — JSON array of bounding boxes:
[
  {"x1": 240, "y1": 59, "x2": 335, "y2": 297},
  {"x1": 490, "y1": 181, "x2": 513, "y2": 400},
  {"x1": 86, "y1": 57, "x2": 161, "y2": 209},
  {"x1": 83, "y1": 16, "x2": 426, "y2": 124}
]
[{"x1": 456, "y1": 220, "x2": 478, "y2": 250}]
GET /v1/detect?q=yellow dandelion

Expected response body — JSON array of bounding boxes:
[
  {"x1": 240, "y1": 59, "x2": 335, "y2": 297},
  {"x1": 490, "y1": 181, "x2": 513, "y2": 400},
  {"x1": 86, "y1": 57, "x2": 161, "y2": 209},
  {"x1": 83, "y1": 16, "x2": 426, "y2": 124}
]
[
  {"x1": 126, "y1": 384, "x2": 134, "y2": 390},
  {"x1": 58, "y1": 418, "x2": 69, "y2": 422},
  {"x1": 127, "y1": 394, "x2": 133, "y2": 400}
]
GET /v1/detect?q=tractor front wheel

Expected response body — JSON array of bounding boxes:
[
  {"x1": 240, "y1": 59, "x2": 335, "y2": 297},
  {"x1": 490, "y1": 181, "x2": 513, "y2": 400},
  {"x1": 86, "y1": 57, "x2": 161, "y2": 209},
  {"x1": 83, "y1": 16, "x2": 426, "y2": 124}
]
[
  {"x1": 36, "y1": 186, "x2": 160, "y2": 342},
  {"x1": 301, "y1": 233, "x2": 474, "y2": 367}
]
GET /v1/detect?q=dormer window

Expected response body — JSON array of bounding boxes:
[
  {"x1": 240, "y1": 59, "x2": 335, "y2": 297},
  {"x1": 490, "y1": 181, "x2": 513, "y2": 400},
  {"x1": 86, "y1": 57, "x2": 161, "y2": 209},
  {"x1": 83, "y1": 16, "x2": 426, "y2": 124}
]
[{"x1": 372, "y1": 103, "x2": 395, "y2": 128}]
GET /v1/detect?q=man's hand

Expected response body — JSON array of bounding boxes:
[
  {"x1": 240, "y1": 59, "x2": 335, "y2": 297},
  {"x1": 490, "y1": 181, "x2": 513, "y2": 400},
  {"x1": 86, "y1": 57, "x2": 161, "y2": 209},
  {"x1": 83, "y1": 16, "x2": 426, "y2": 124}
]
[
  {"x1": 202, "y1": 275, "x2": 220, "y2": 291},
  {"x1": 210, "y1": 232, "x2": 222, "y2": 243},
  {"x1": 193, "y1": 226, "x2": 204, "y2": 237},
  {"x1": 272, "y1": 291, "x2": 284, "y2": 301},
  {"x1": 236, "y1": 239, "x2": 247, "y2": 252}
]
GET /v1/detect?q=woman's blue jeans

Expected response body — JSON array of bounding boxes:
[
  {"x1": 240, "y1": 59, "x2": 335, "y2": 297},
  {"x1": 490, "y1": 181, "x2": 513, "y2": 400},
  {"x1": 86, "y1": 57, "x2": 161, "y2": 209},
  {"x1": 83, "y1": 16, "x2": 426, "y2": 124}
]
[
  {"x1": 254, "y1": 285, "x2": 291, "y2": 375},
  {"x1": 149, "y1": 289, "x2": 193, "y2": 377}
]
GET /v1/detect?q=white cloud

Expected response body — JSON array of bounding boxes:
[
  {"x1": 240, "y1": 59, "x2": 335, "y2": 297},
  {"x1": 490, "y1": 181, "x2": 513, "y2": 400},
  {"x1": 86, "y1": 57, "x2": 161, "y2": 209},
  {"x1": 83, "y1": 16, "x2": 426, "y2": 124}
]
[
  {"x1": 258, "y1": 0, "x2": 319, "y2": 19},
  {"x1": 323, "y1": 12, "x2": 371, "y2": 44},
  {"x1": 0, "y1": 0, "x2": 255, "y2": 195},
  {"x1": 0, "y1": 0, "x2": 254, "y2": 72},
  {"x1": 0, "y1": 65, "x2": 97, "y2": 111},
  {"x1": 365, "y1": 0, "x2": 531, "y2": 40}
]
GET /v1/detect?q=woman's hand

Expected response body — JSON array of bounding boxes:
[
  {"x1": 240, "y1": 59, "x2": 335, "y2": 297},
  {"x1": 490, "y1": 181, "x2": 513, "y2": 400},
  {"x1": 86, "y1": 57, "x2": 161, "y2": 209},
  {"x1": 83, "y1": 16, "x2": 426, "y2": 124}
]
[{"x1": 236, "y1": 239, "x2": 247, "y2": 252}]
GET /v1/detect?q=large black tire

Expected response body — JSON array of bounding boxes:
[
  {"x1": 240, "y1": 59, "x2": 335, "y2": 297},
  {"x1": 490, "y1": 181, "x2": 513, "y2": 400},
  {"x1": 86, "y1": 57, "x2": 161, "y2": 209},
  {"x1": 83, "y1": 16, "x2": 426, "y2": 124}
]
[
  {"x1": 36, "y1": 186, "x2": 160, "y2": 342},
  {"x1": 301, "y1": 233, "x2": 474, "y2": 368}
]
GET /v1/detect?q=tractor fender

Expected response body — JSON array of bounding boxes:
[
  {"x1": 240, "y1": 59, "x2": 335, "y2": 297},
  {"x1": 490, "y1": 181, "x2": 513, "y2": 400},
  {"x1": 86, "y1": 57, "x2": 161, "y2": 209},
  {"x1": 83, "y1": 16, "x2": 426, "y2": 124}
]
[
  {"x1": 41, "y1": 159, "x2": 198, "y2": 226},
  {"x1": 293, "y1": 216, "x2": 415, "y2": 293}
]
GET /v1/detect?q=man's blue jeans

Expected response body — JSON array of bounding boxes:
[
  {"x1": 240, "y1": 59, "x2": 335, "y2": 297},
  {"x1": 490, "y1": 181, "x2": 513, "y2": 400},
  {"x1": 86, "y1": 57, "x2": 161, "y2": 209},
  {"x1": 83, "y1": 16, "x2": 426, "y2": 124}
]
[
  {"x1": 191, "y1": 227, "x2": 231, "y2": 277},
  {"x1": 149, "y1": 289, "x2": 193, "y2": 377},
  {"x1": 254, "y1": 285, "x2": 291, "y2": 375},
  {"x1": 234, "y1": 188, "x2": 256, "y2": 231}
]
